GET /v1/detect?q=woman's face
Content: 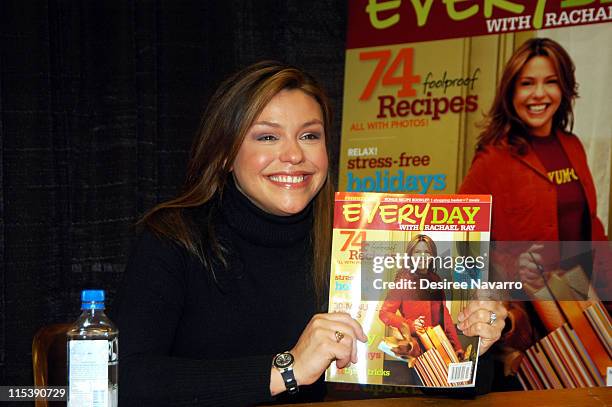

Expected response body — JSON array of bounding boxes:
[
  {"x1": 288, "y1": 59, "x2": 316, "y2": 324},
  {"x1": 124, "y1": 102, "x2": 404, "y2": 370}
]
[
  {"x1": 232, "y1": 89, "x2": 328, "y2": 216},
  {"x1": 412, "y1": 240, "x2": 433, "y2": 274},
  {"x1": 512, "y1": 55, "x2": 562, "y2": 137}
]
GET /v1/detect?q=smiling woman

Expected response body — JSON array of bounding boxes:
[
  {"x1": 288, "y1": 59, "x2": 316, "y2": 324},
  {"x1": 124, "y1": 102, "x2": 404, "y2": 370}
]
[
  {"x1": 512, "y1": 55, "x2": 562, "y2": 137},
  {"x1": 460, "y1": 37, "x2": 604, "y2": 242},
  {"x1": 113, "y1": 60, "x2": 505, "y2": 405},
  {"x1": 111, "y1": 61, "x2": 368, "y2": 406},
  {"x1": 232, "y1": 89, "x2": 329, "y2": 216}
]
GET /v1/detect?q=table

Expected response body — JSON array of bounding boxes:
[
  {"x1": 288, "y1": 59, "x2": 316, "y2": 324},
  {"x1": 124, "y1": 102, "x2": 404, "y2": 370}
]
[{"x1": 276, "y1": 387, "x2": 611, "y2": 407}]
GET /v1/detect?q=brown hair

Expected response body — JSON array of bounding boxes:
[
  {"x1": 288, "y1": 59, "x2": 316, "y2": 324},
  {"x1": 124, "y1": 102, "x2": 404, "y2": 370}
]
[
  {"x1": 477, "y1": 38, "x2": 578, "y2": 154},
  {"x1": 405, "y1": 234, "x2": 438, "y2": 273},
  {"x1": 140, "y1": 61, "x2": 334, "y2": 300}
]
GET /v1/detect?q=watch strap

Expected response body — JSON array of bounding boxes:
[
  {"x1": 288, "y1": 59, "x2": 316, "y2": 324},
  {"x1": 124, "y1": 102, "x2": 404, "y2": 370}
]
[{"x1": 280, "y1": 368, "x2": 299, "y2": 394}]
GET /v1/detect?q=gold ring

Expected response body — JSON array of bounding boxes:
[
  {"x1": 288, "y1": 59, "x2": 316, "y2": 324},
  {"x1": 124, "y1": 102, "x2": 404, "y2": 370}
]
[
  {"x1": 335, "y1": 330, "x2": 344, "y2": 343},
  {"x1": 489, "y1": 311, "x2": 497, "y2": 326}
]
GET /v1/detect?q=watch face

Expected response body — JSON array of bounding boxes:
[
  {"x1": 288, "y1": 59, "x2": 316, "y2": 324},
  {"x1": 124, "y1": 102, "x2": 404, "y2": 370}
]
[{"x1": 274, "y1": 352, "x2": 294, "y2": 369}]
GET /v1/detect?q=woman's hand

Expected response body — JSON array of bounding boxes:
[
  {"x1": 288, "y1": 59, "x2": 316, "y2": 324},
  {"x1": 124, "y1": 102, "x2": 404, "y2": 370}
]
[
  {"x1": 411, "y1": 315, "x2": 425, "y2": 334},
  {"x1": 517, "y1": 244, "x2": 546, "y2": 289},
  {"x1": 290, "y1": 313, "x2": 367, "y2": 387},
  {"x1": 457, "y1": 300, "x2": 508, "y2": 355}
]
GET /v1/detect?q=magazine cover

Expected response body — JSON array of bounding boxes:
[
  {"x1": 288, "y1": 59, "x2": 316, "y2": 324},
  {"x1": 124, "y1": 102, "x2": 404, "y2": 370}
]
[
  {"x1": 326, "y1": 192, "x2": 492, "y2": 388},
  {"x1": 336, "y1": 4, "x2": 611, "y2": 391}
]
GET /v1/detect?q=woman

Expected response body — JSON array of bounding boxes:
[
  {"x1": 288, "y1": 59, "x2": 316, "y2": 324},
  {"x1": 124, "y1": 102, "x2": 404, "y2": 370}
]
[
  {"x1": 458, "y1": 38, "x2": 609, "y2": 375},
  {"x1": 114, "y1": 61, "x2": 506, "y2": 405},
  {"x1": 379, "y1": 235, "x2": 464, "y2": 359},
  {"x1": 459, "y1": 38, "x2": 606, "y2": 246}
]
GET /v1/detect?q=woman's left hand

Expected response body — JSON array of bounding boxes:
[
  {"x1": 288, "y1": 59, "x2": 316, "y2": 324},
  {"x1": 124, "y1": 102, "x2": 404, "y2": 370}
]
[{"x1": 456, "y1": 300, "x2": 508, "y2": 355}]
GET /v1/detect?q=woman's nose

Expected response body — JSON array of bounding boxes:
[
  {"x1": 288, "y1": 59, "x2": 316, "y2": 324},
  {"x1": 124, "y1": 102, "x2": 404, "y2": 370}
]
[
  {"x1": 533, "y1": 81, "x2": 546, "y2": 97},
  {"x1": 279, "y1": 139, "x2": 304, "y2": 164}
]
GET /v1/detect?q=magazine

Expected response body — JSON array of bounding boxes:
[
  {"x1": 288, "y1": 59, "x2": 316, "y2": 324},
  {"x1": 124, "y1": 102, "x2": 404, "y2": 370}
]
[{"x1": 326, "y1": 192, "x2": 492, "y2": 388}]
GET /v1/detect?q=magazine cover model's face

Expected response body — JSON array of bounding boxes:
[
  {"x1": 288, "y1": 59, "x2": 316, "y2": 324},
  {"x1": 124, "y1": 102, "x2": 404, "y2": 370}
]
[
  {"x1": 512, "y1": 55, "x2": 562, "y2": 137},
  {"x1": 412, "y1": 240, "x2": 433, "y2": 275},
  {"x1": 232, "y1": 89, "x2": 328, "y2": 216}
]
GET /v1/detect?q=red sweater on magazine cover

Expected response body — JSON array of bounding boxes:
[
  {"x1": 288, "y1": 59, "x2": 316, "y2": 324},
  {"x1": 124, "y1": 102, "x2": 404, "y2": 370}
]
[
  {"x1": 459, "y1": 129, "x2": 609, "y2": 290},
  {"x1": 379, "y1": 269, "x2": 464, "y2": 354},
  {"x1": 458, "y1": 130, "x2": 606, "y2": 243}
]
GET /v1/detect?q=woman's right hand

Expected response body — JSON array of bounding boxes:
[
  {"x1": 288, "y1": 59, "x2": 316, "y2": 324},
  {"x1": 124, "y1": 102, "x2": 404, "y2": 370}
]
[
  {"x1": 411, "y1": 315, "x2": 425, "y2": 334},
  {"x1": 517, "y1": 244, "x2": 546, "y2": 289},
  {"x1": 290, "y1": 312, "x2": 367, "y2": 387}
]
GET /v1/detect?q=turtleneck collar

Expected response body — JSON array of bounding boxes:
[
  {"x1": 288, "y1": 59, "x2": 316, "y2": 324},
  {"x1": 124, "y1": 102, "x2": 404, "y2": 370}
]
[{"x1": 219, "y1": 176, "x2": 313, "y2": 247}]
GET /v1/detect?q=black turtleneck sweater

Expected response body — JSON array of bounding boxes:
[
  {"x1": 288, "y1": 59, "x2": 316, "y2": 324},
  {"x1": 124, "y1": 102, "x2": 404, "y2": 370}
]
[
  {"x1": 113, "y1": 180, "x2": 323, "y2": 406},
  {"x1": 113, "y1": 180, "x2": 494, "y2": 405}
]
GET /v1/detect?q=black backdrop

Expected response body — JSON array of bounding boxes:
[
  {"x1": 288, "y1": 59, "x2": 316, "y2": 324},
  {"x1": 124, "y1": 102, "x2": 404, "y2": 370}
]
[{"x1": 0, "y1": 0, "x2": 347, "y2": 386}]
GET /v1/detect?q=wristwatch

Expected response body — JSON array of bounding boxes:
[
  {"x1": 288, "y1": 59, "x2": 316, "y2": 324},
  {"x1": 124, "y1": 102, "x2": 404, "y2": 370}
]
[{"x1": 272, "y1": 352, "x2": 299, "y2": 394}]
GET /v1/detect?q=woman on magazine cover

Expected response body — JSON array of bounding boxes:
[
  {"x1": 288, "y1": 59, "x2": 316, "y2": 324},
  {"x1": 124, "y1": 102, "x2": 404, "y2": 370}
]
[
  {"x1": 113, "y1": 61, "x2": 507, "y2": 405},
  {"x1": 458, "y1": 38, "x2": 609, "y2": 382},
  {"x1": 379, "y1": 234, "x2": 465, "y2": 359}
]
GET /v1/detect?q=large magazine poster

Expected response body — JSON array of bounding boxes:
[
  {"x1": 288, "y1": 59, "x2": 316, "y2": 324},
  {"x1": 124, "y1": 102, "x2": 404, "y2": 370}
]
[
  {"x1": 326, "y1": 192, "x2": 492, "y2": 387},
  {"x1": 339, "y1": 2, "x2": 611, "y2": 231},
  {"x1": 338, "y1": 3, "x2": 612, "y2": 391}
]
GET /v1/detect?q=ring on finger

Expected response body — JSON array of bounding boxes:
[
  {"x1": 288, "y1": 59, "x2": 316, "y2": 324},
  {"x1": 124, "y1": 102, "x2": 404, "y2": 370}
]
[
  {"x1": 335, "y1": 330, "x2": 345, "y2": 343},
  {"x1": 488, "y1": 311, "x2": 497, "y2": 326}
]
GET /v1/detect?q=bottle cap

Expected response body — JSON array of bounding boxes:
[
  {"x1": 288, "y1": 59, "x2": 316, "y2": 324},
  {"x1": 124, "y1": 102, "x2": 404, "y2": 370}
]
[{"x1": 81, "y1": 289, "x2": 105, "y2": 310}]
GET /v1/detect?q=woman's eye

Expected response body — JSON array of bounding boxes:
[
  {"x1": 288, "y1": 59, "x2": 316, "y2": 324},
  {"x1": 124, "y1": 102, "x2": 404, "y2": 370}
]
[
  {"x1": 257, "y1": 134, "x2": 278, "y2": 141},
  {"x1": 301, "y1": 132, "x2": 321, "y2": 140}
]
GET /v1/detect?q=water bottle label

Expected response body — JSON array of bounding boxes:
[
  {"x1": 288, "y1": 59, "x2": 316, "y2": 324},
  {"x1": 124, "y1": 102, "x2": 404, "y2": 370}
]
[{"x1": 68, "y1": 340, "x2": 108, "y2": 407}]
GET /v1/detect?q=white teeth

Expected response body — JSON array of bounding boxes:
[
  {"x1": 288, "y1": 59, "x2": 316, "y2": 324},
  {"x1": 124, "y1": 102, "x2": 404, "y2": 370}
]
[
  {"x1": 269, "y1": 175, "x2": 305, "y2": 183},
  {"x1": 528, "y1": 104, "x2": 546, "y2": 113}
]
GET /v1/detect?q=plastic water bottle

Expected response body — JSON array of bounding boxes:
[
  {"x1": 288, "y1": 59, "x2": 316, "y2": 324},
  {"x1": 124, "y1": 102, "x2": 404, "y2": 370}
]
[{"x1": 67, "y1": 289, "x2": 118, "y2": 407}]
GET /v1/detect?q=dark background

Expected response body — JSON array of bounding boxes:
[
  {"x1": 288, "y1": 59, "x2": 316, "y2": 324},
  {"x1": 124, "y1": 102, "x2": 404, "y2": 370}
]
[{"x1": 0, "y1": 0, "x2": 347, "y2": 386}]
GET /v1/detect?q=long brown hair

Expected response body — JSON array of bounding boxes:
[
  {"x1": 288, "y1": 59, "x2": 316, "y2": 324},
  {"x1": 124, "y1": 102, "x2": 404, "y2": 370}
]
[
  {"x1": 140, "y1": 61, "x2": 334, "y2": 299},
  {"x1": 477, "y1": 38, "x2": 578, "y2": 154},
  {"x1": 405, "y1": 234, "x2": 438, "y2": 274}
]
